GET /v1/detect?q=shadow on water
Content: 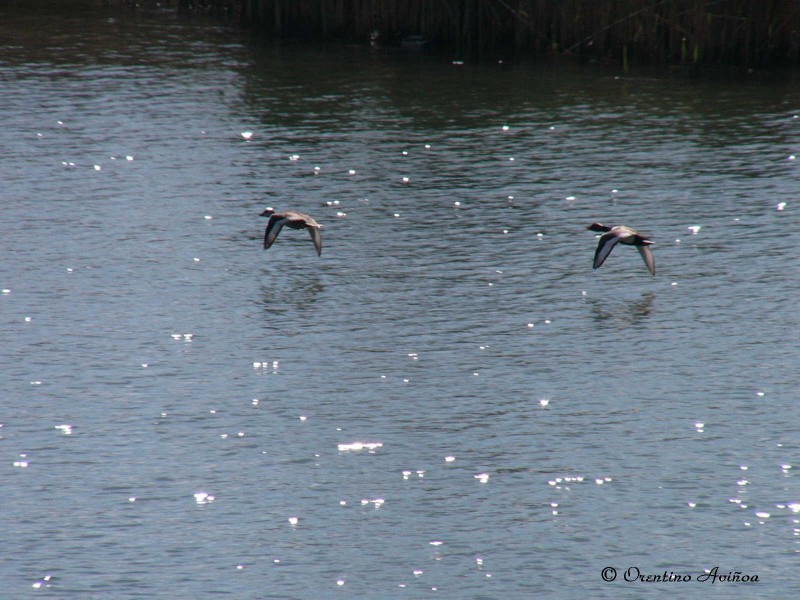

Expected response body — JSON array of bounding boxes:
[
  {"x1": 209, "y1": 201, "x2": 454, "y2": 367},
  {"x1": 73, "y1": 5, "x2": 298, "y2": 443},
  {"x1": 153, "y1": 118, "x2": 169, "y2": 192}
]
[{"x1": 587, "y1": 292, "x2": 655, "y2": 328}]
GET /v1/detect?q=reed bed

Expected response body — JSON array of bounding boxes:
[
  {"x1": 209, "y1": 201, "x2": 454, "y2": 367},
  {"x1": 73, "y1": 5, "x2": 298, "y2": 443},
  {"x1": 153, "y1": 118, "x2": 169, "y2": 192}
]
[{"x1": 172, "y1": 0, "x2": 800, "y2": 67}]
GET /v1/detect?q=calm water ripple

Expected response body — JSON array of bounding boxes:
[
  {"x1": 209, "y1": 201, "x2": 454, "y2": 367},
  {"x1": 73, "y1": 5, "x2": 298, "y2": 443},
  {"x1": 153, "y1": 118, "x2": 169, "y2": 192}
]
[{"x1": 1, "y1": 5, "x2": 799, "y2": 599}]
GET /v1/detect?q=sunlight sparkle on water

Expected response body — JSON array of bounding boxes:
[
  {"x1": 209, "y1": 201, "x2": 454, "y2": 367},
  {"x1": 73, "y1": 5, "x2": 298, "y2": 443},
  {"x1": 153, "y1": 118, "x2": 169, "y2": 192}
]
[
  {"x1": 361, "y1": 498, "x2": 385, "y2": 508},
  {"x1": 31, "y1": 575, "x2": 52, "y2": 589},
  {"x1": 194, "y1": 492, "x2": 215, "y2": 504},
  {"x1": 337, "y1": 441, "x2": 383, "y2": 452}
]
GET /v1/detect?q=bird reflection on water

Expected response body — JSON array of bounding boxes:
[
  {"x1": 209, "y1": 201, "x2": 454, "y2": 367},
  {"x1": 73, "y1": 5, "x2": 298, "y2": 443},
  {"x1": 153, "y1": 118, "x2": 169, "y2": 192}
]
[
  {"x1": 587, "y1": 292, "x2": 656, "y2": 327},
  {"x1": 258, "y1": 275, "x2": 324, "y2": 317}
]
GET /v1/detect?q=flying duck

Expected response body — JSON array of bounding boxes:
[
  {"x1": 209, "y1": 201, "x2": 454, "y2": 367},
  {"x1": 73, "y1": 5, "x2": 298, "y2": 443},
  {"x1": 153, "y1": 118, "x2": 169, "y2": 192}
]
[
  {"x1": 587, "y1": 223, "x2": 655, "y2": 276},
  {"x1": 260, "y1": 208, "x2": 322, "y2": 256}
]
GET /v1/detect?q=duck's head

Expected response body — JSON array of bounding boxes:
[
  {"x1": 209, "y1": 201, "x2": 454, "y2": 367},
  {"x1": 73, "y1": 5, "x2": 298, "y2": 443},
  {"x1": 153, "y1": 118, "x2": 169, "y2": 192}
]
[
  {"x1": 586, "y1": 222, "x2": 609, "y2": 232},
  {"x1": 259, "y1": 207, "x2": 275, "y2": 218}
]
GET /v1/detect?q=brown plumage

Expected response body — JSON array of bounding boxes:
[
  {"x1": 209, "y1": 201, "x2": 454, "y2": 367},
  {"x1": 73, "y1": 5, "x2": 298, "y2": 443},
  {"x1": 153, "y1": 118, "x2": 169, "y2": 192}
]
[
  {"x1": 587, "y1": 223, "x2": 655, "y2": 276},
  {"x1": 260, "y1": 208, "x2": 322, "y2": 256}
]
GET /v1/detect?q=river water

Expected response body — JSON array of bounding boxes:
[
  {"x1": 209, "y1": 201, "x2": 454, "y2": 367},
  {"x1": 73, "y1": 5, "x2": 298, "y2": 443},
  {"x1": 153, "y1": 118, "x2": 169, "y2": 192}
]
[{"x1": 1, "y1": 4, "x2": 799, "y2": 599}]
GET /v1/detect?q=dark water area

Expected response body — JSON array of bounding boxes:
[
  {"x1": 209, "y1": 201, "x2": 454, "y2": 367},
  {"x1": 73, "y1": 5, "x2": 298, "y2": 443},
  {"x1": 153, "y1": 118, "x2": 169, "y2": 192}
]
[{"x1": 1, "y1": 4, "x2": 799, "y2": 599}]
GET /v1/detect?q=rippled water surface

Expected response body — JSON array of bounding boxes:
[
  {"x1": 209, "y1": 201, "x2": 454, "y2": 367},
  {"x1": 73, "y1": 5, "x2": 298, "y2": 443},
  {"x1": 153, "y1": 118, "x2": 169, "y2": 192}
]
[{"x1": 2, "y1": 5, "x2": 799, "y2": 599}]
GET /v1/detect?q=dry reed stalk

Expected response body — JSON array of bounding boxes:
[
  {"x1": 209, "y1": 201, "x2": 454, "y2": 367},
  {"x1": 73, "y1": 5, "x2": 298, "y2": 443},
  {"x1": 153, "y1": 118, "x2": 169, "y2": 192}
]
[{"x1": 170, "y1": 0, "x2": 800, "y2": 67}]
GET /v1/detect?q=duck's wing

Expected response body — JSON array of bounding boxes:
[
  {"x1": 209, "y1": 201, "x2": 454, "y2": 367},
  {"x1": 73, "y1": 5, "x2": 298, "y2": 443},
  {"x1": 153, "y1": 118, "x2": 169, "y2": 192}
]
[
  {"x1": 264, "y1": 215, "x2": 288, "y2": 249},
  {"x1": 638, "y1": 244, "x2": 656, "y2": 276},
  {"x1": 281, "y1": 210, "x2": 305, "y2": 221},
  {"x1": 593, "y1": 232, "x2": 621, "y2": 269},
  {"x1": 307, "y1": 226, "x2": 322, "y2": 256}
]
